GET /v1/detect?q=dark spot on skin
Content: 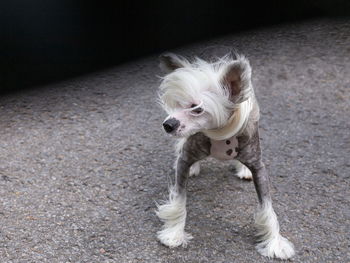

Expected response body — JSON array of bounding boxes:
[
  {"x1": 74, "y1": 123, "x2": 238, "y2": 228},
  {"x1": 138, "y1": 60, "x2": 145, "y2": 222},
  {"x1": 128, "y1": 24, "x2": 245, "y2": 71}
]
[
  {"x1": 226, "y1": 140, "x2": 230, "y2": 145},
  {"x1": 226, "y1": 149, "x2": 233, "y2": 156},
  {"x1": 181, "y1": 125, "x2": 185, "y2": 129},
  {"x1": 235, "y1": 147, "x2": 239, "y2": 153}
]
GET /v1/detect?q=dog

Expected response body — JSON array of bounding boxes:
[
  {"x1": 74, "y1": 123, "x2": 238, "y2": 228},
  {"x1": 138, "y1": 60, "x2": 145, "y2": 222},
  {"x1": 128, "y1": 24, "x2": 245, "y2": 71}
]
[{"x1": 155, "y1": 51, "x2": 295, "y2": 259}]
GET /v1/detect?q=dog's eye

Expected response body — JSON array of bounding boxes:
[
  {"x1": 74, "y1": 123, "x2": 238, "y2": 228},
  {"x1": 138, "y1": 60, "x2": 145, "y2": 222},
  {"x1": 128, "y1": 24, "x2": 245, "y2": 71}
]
[
  {"x1": 192, "y1": 107, "x2": 203, "y2": 114},
  {"x1": 190, "y1": 104, "x2": 204, "y2": 115}
]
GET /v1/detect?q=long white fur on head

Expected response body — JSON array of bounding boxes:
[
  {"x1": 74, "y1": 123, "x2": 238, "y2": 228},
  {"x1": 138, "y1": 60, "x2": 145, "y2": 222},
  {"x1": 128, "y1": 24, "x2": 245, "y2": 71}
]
[
  {"x1": 160, "y1": 67, "x2": 233, "y2": 126},
  {"x1": 159, "y1": 54, "x2": 253, "y2": 138}
]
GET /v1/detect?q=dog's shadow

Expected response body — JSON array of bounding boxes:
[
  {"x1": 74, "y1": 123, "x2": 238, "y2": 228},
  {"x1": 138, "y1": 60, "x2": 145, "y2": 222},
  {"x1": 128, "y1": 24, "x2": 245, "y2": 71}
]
[{"x1": 184, "y1": 160, "x2": 257, "y2": 250}]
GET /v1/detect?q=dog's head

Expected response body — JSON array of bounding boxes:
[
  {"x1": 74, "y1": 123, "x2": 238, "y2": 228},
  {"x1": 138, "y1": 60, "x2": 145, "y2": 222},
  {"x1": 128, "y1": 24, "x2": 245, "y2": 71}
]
[{"x1": 158, "y1": 52, "x2": 253, "y2": 137}]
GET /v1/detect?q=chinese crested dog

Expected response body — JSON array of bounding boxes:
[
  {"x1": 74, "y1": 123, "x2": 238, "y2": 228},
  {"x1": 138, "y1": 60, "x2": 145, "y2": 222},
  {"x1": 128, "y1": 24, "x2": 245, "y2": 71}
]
[{"x1": 156, "y1": 52, "x2": 295, "y2": 259}]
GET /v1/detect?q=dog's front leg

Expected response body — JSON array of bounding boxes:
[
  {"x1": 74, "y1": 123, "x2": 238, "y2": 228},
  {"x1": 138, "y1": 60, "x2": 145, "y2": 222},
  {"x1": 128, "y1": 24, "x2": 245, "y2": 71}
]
[
  {"x1": 237, "y1": 128, "x2": 295, "y2": 259},
  {"x1": 156, "y1": 133, "x2": 210, "y2": 247}
]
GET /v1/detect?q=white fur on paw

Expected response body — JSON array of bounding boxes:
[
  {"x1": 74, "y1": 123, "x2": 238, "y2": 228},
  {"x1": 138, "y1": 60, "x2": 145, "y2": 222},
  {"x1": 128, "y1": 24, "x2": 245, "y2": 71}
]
[
  {"x1": 156, "y1": 189, "x2": 191, "y2": 247},
  {"x1": 255, "y1": 202, "x2": 295, "y2": 259},
  {"x1": 256, "y1": 234, "x2": 295, "y2": 259},
  {"x1": 189, "y1": 162, "x2": 200, "y2": 177},
  {"x1": 236, "y1": 164, "x2": 252, "y2": 180},
  {"x1": 157, "y1": 227, "x2": 193, "y2": 248}
]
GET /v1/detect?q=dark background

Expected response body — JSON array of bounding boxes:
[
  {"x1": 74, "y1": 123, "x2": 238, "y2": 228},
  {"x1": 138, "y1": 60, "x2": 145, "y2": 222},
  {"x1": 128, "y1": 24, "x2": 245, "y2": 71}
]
[{"x1": 0, "y1": 0, "x2": 349, "y2": 94}]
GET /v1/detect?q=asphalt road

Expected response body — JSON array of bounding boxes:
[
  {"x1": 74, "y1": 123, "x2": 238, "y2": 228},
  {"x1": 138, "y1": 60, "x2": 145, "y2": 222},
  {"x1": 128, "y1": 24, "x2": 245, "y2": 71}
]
[{"x1": 0, "y1": 19, "x2": 349, "y2": 263}]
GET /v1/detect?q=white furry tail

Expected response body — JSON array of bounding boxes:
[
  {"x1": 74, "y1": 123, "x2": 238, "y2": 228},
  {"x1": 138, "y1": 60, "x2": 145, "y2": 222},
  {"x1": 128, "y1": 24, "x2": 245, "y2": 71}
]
[
  {"x1": 255, "y1": 201, "x2": 295, "y2": 259},
  {"x1": 156, "y1": 188, "x2": 192, "y2": 247}
]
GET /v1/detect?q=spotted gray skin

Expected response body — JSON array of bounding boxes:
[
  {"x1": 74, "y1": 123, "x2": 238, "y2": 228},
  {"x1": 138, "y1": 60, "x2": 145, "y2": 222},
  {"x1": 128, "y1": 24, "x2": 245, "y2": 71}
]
[
  {"x1": 236, "y1": 126, "x2": 271, "y2": 204},
  {"x1": 175, "y1": 133, "x2": 211, "y2": 194},
  {"x1": 175, "y1": 122, "x2": 271, "y2": 206}
]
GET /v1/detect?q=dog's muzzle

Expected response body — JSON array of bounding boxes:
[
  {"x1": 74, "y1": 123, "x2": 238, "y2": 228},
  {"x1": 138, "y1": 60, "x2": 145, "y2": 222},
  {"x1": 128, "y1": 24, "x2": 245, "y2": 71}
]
[{"x1": 163, "y1": 118, "x2": 180, "y2": 133}]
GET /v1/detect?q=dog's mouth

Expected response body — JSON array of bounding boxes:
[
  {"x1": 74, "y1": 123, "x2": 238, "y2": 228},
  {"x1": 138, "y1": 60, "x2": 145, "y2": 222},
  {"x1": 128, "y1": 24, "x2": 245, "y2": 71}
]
[
  {"x1": 162, "y1": 121, "x2": 191, "y2": 137},
  {"x1": 165, "y1": 126, "x2": 199, "y2": 139}
]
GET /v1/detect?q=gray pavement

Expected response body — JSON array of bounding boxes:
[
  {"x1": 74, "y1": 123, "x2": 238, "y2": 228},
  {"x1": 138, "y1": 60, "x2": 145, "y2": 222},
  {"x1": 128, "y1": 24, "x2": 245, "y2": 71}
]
[{"x1": 0, "y1": 19, "x2": 349, "y2": 263}]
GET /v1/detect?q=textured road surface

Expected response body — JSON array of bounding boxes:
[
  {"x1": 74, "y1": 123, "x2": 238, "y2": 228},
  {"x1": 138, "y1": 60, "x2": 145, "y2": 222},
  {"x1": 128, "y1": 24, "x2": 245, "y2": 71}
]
[{"x1": 0, "y1": 19, "x2": 349, "y2": 263}]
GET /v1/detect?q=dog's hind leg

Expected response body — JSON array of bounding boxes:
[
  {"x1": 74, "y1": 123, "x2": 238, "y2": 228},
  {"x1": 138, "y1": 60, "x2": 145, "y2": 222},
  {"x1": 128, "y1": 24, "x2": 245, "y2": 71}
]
[
  {"x1": 237, "y1": 129, "x2": 295, "y2": 259},
  {"x1": 232, "y1": 159, "x2": 252, "y2": 180},
  {"x1": 189, "y1": 161, "x2": 201, "y2": 177},
  {"x1": 156, "y1": 133, "x2": 210, "y2": 247}
]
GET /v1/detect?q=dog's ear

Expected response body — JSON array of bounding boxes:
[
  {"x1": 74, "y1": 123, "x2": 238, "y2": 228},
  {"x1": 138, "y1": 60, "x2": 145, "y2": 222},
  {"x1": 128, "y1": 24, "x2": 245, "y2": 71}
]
[
  {"x1": 221, "y1": 56, "x2": 252, "y2": 103},
  {"x1": 159, "y1": 53, "x2": 188, "y2": 73}
]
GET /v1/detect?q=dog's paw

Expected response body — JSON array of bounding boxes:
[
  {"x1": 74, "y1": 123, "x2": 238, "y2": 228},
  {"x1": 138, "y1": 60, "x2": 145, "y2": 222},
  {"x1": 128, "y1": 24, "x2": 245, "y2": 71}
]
[
  {"x1": 157, "y1": 227, "x2": 193, "y2": 248},
  {"x1": 189, "y1": 162, "x2": 200, "y2": 177},
  {"x1": 256, "y1": 234, "x2": 295, "y2": 259},
  {"x1": 156, "y1": 189, "x2": 191, "y2": 247},
  {"x1": 235, "y1": 164, "x2": 252, "y2": 180}
]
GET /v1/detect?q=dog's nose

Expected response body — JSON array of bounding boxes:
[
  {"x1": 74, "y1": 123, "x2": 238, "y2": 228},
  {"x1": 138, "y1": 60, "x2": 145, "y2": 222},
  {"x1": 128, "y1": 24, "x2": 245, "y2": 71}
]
[{"x1": 163, "y1": 118, "x2": 180, "y2": 133}]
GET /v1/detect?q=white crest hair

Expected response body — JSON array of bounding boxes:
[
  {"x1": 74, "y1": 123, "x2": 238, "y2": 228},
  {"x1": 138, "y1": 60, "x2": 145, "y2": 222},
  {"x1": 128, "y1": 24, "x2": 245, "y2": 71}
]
[
  {"x1": 203, "y1": 97, "x2": 253, "y2": 140},
  {"x1": 159, "y1": 54, "x2": 254, "y2": 139}
]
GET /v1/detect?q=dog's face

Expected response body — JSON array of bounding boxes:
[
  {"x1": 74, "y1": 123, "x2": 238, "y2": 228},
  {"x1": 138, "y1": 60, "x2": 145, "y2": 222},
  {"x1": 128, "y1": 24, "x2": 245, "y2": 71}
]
[{"x1": 158, "y1": 53, "x2": 252, "y2": 137}]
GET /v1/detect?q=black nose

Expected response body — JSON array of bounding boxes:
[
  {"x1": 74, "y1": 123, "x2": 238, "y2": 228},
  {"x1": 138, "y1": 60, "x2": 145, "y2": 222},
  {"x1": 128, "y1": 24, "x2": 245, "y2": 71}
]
[{"x1": 163, "y1": 118, "x2": 180, "y2": 133}]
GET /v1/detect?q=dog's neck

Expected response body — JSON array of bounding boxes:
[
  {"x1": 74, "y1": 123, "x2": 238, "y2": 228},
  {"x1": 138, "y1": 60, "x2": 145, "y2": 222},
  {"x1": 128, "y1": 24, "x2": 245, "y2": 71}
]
[{"x1": 203, "y1": 98, "x2": 252, "y2": 141}]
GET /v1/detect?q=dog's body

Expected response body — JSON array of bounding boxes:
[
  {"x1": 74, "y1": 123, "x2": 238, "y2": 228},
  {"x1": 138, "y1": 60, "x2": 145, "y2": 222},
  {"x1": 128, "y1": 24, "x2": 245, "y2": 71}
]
[{"x1": 156, "y1": 52, "x2": 295, "y2": 259}]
